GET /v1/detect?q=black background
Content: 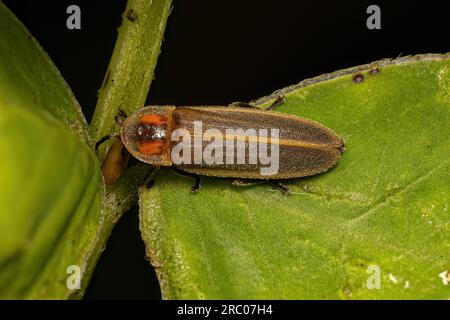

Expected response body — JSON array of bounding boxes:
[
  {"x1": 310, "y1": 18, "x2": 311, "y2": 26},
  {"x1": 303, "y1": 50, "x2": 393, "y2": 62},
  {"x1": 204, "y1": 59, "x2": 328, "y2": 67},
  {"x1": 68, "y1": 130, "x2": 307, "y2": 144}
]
[{"x1": 3, "y1": 0, "x2": 448, "y2": 299}]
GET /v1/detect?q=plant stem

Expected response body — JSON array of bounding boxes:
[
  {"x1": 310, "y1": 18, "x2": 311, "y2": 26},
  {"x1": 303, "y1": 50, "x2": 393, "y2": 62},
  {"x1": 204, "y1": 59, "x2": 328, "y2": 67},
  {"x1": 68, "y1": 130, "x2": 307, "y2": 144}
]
[
  {"x1": 69, "y1": 0, "x2": 172, "y2": 298},
  {"x1": 90, "y1": 0, "x2": 173, "y2": 145}
]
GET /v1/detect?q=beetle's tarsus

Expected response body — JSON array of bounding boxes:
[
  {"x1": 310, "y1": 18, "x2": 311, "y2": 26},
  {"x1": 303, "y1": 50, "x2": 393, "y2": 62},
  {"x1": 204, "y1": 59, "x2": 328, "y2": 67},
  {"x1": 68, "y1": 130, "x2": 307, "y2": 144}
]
[
  {"x1": 191, "y1": 176, "x2": 201, "y2": 193},
  {"x1": 266, "y1": 95, "x2": 286, "y2": 110},
  {"x1": 95, "y1": 133, "x2": 120, "y2": 152},
  {"x1": 231, "y1": 178, "x2": 264, "y2": 187},
  {"x1": 173, "y1": 168, "x2": 202, "y2": 193},
  {"x1": 270, "y1": 180, "x2": 290, "y2": 196},
  {"x1": 233, "y1": 178, "x2": 290, "y2": 195}
]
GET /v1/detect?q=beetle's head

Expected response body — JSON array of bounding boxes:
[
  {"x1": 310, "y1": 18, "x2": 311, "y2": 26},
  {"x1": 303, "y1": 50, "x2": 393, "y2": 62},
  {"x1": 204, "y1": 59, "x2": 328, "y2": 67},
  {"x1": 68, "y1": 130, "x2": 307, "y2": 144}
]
[
  {"x1": 120, "y1": 106, "x2": 175, "y2": 166},
  {"x1": 134, "y1": 114, "x2": 168, "y2": 155}
]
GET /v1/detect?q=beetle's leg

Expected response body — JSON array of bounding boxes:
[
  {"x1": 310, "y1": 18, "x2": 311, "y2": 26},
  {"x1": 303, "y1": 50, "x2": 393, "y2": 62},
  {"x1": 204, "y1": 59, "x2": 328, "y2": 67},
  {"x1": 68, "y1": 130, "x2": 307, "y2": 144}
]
[
  {"x1": 114, "y1": 116, "x2": 123, "y2": 126},
  {"x1": 231, "y1": 178, "x2": 264, "y2": 187},
  {"x1": 233, "y1": 178, "x2": 290, "y2": 195},
  {"x1": 265, "y1": 95, "x2": 286, "y2": 110},
  {"x1": 95, "y1": 133, "x2": 121, "y2": 152},
  {"x1": 173, "y1": 168, "x2": 202, "y2": 193},
  {"x1": 228, "y1": 101, "x2": 258, "y2": 109},
  {"x1": 144, "y1": 178, "x2": 155, "y2": 189},
  {"x1": 140, "y1": 167, "x2": 156, "y2": 188},
  {"x1": 270, "y1": 180, "x2": 290, "y2": 196}
]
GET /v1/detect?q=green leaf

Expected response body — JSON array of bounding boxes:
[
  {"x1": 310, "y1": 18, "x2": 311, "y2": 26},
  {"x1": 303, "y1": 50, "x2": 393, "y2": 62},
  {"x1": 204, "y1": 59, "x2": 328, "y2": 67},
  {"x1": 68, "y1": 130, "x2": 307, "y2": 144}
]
[
  {"x1": 0, "y1": 106, "x2": 103, "y2": 299},
  {"x1": 0, "y1": 3, "x2": 105, "y2": 299},
  {"x1": 140, "y1": 54, "x2": 450, "y2": 299},
  {"x1": 0, "y1": 2, "x2": 88, "y2": 142}
]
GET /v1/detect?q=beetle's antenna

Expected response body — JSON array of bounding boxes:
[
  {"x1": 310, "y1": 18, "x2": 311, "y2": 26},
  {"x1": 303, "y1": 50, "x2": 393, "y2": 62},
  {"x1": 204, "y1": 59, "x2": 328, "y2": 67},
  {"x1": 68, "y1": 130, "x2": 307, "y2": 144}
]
[
  {"x1": 114, "y1": 115, "x2": 124, "y2": 126},
  {"x1": 95, "y1": 133, "x2": 120, "y2": 152},
  {"x1": 114, "y1": 109, "x2": 128, "y2": 127},
  {"x1": 117, "y1": 109, "x2": 128, "y2": 118}
]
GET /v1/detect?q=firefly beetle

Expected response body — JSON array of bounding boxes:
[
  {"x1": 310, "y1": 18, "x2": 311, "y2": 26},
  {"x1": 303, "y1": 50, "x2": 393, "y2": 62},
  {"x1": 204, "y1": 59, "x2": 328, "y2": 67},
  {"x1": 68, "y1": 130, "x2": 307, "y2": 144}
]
[{"x1": 97, "y1": 99, "x2": 344, "y2": 194}]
